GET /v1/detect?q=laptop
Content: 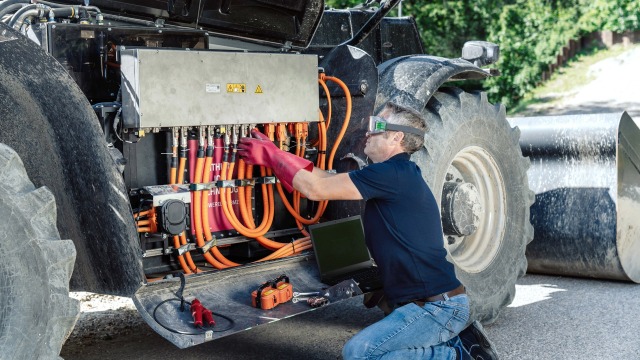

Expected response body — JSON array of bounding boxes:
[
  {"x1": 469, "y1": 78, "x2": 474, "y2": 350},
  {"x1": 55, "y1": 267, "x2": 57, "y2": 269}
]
[{"x1": 309, "y1": 216, "x2": 383, "y2": 292}]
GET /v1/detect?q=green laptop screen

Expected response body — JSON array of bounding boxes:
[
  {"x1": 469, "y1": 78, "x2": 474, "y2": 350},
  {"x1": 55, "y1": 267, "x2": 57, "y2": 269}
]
[{"x1": 309, "y1": 216, "x2": 371, "y2": 275}]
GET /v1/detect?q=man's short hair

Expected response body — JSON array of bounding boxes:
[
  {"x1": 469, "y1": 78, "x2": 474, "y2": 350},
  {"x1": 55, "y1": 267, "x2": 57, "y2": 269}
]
[{"x1": 382, "y1": 102, "x2": 427, "y2": 154}]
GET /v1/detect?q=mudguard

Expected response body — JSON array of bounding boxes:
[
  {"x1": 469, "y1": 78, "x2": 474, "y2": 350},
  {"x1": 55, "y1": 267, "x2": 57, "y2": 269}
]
[{"x1": 375, "y1": 55, "x2": 490, "y2": 112}]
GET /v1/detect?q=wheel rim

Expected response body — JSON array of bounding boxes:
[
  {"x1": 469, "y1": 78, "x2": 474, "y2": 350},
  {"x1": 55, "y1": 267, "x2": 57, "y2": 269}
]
[{"x1": 442, "y1": 146, "x2": 506, "y2": 273}]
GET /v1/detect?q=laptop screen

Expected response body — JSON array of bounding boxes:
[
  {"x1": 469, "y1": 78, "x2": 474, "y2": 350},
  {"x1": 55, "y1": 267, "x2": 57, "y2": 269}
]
[{"x1": 309, "y1": 216, "x2": 372, "y2": 277}]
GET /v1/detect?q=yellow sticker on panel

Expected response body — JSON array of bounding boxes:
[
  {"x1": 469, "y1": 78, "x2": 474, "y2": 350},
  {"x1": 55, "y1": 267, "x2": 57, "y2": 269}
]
[
  {"x1": 226, "y1": 83, "x2": 246, "y2": 93},
  {"x1": 255, "y1": 85, "x2": 263, "y2": 94}
]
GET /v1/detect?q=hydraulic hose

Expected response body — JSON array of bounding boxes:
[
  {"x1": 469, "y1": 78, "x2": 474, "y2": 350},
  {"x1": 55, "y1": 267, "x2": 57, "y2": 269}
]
[
  {"x1": 0, "y1": 0, "x2": 28, "y2": 11},
  {"x1": 8, "y1": 4, "x2": 38, "y2": 28},
  {"x1": 0, "y1": 3, "x2": 24, "y2": 19}
]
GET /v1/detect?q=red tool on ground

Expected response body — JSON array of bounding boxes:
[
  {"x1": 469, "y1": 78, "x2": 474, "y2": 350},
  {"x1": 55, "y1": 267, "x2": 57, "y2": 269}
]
[{"x1": 190, "y1": 298, "x2": 215, "y2": 327}]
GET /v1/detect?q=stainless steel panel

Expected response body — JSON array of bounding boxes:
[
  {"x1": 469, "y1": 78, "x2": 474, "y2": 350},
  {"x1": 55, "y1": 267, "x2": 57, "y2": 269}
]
[{"x1": 121, "y1": 48, "x2": 318, "y2": 129}]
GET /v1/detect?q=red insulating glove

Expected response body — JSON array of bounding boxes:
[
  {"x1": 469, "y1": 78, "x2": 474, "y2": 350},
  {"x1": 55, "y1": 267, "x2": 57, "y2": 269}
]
[
  {"x1": 191, "y1": 298, "x2": 203, "y2": 327},
  {"x1": 238, "y1": 129, "x2": 313, "y2": 192}
]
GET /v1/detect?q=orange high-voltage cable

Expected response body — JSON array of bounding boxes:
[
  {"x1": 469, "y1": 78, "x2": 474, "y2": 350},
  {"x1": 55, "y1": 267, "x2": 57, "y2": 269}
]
[
  {"x1": 200, "y1": 128, "x2": 239, "y2": 267},
  {"x1": 176, "y1": 134, "x2": 199, "y2": 273},
  {"x1": 192, "y1": 140, "x2": 229, "y2": 270}
]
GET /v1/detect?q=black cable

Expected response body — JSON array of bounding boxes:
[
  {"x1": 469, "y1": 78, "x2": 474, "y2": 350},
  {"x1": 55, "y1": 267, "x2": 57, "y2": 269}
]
[
  {"x1": 152, "y1": 298, "x2": 235, "y2": 335},
  {"x1": 152, "y1": 273, "x2": 235, "y2": 335}
]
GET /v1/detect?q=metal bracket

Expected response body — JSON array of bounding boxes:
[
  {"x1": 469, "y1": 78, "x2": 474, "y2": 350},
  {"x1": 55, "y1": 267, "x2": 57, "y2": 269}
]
[
  {"x1": 174, "y1": 243, "x2": 190, "y2": 256},
  {"x1": 198, "y1": 238, "x2": 217, "y2": 254},
  {"x1": 189, "y1": 176, "x2": 276, "y2": 190}
]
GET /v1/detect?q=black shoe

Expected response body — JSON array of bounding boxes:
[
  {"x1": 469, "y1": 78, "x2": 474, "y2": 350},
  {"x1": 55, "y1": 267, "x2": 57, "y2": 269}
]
[
  {"x1": 459, "y1": 320, "x2": 499, "y2": 360},
  {"x1": 449, "y1": 336, "x2": 471, "y2": 360}
]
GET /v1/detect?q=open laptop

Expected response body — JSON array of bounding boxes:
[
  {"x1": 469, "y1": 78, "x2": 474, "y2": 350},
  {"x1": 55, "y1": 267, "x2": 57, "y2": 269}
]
[{"x1": 309, "y1": 216, "x2": 383, "y2": 292}]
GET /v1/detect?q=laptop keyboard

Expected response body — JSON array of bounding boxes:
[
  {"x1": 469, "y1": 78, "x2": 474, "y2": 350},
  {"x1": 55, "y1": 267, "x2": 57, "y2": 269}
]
[{"x1": 337, "y1": 267, "x2": 381, "y2": 285}]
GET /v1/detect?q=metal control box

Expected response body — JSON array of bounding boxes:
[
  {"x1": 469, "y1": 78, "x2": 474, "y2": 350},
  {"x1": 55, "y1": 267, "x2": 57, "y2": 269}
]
[{"x1": 120, "y1": 48, "x2": 319, "y2": 129}]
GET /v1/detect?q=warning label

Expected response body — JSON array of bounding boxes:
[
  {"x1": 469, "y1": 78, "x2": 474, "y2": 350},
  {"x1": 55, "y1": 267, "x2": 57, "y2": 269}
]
[
  {"x1": 255, "y1": 85, "x2": 263, "y2": 94},
  {"x1": 226, "y1": 83, "x2": 246, "y2": 93}
]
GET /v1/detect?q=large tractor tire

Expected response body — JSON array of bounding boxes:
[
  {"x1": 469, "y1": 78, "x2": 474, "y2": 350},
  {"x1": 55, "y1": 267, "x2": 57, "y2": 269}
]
[
  {"x1": 0, "y1": 144, "x2": 79, "y2": 359},
  {"x1": 411, "y1": 87, "x2": 535, "y2": 324}
]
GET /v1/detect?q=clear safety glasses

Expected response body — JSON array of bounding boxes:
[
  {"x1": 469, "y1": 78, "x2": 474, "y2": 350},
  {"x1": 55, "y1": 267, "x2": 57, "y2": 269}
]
[{"x1": 367, "y1": 116, "x2": 425, "y2": 136}]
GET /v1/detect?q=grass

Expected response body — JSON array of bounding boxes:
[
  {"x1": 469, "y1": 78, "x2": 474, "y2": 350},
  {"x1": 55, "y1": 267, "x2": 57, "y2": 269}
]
[{"x1": 508, "y1": 43, "x2": 638, "y2": 115}]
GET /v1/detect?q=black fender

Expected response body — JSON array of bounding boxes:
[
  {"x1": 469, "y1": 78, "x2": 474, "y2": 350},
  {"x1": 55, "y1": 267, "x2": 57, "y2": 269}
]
[
  {"x1": 318, "y1": 44, "x2": 378, "y2": 220},
  {"x1": 0, "y1": 24, "x2": 144, "y2": 296},
  {"x1": 375, "y1": 55, "x2": 490, "y2": 113}
]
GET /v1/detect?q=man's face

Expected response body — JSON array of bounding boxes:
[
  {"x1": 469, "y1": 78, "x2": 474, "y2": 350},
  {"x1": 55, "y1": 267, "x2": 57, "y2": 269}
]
[{"x1": 364, "y1": 110, "x2": 402, "y2": 163}]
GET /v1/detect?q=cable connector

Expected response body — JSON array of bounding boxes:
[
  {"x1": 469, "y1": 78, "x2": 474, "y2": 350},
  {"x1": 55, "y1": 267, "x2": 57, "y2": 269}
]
[
  {"x1": 265, "y1": 123, "x2": 275, "y2": 141},
  {"x1": 191, "y1": 298, "x2": 216, "y2": 328},
  {"x1": 276, "y1": 123, "x2": 287, "y2": 144}
]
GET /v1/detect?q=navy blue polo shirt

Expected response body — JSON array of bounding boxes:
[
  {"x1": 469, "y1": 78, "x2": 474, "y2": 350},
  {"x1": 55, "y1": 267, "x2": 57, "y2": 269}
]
[{"x1": 348, "y1": 153, "x2": 460, "y2": 306}]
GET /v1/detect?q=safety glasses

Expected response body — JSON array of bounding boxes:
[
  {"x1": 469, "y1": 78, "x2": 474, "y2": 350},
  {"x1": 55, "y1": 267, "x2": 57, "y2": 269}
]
[{"x1": 367, "y1": 116, "x2": 425, "y2": 136}]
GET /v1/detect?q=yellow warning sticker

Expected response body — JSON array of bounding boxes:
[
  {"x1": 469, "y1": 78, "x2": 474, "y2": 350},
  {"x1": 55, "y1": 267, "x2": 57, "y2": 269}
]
[
  {"x1": 226, "y1": 83, "x2": 246, "y2": 93},
  {"x1": 255, "y1": 85, "x2": 263, "y2": 94}
]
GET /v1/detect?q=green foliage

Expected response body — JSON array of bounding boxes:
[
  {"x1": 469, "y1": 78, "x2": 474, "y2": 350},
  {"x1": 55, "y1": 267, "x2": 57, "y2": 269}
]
[
  {"x1": 324, "y1": 0, "x2": 640, "y2": 108},
  {"x1": 578, "y1": 0, "x2": 640, "y2": 32}
]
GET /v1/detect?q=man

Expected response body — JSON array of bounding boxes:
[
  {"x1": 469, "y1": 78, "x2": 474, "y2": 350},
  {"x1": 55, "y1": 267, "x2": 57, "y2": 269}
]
[{"x1": 239, "y1": 102, "x2": 498, "y2": 360}]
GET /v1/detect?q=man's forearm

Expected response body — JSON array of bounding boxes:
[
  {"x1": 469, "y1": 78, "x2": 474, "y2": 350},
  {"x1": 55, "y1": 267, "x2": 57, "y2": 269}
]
[{"x1": 292, "y1": 168, "x2": 362, "y2": 201}]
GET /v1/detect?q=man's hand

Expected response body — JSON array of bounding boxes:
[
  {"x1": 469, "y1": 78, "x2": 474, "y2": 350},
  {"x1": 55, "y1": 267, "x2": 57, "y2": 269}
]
[{"x1": 238, "y1": 129, "x2": 313, "y2": 192}]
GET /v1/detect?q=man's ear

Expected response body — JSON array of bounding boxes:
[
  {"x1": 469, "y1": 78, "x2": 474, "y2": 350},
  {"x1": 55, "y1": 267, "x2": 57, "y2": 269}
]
[{"x1": 393, "y1": 131, "x2": 404, "y2": 143}]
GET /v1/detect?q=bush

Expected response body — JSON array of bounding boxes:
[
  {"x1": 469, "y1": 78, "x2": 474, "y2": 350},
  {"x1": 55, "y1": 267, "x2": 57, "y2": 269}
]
[{"x1": 324, "y1": 0, "x2": 640, "y2": 108}]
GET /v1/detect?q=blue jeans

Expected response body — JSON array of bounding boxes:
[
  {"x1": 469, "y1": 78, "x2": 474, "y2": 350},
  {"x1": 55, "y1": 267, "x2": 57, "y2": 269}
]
[{"x1": 342, "y1": 294, "x2": 469, "y2": 360}]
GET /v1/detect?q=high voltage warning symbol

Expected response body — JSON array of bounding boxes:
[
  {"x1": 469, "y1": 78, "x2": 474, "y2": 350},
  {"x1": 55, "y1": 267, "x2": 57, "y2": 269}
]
[
  {"x1": 226, "y1": 83, "x2": 246, "y2": 93},
  {"x1": 255, "y1": 85, "x2": 263, "y2": 94}
]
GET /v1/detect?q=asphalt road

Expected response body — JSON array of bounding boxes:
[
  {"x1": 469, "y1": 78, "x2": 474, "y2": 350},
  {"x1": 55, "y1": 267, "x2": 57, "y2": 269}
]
[{"x1": 61, "y1": 46, "x2": 640, "y2": 360}]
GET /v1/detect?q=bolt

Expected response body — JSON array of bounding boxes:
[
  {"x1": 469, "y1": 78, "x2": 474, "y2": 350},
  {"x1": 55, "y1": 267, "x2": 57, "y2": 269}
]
[
  {"x1": 359, "y1": 81, "x2": 368, "y2": 94},
  {"x1": 447, "y1": 236, "x2": 456, "y2": 245},
  {"x1": 446, "y1": 173, "x2": 454, "y2": 181}
]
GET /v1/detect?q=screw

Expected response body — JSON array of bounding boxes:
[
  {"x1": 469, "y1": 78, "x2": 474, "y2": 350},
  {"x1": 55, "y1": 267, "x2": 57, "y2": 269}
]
[
  {"x1": 446, "y1": 173, "x2": 454, "y2": 181},
  {"x1": 359, "y1": 81, "x2": 368, "y2": 94},
  {"x1": 447, "y1": 236, "x2": 456, "y2": 245}
]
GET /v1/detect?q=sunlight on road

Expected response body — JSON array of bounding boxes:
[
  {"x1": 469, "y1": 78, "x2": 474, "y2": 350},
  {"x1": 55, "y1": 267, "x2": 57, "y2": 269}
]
[
  {"x1": 508, "y1": 284, "x2": 567, "y2": 308},
  {"x1": 71, "y1": 291, "x2": 136, "y2": 313}
]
